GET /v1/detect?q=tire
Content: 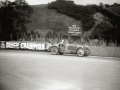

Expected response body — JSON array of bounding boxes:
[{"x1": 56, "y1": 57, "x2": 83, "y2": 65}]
[
  {"x1": 77, "y1": 48, "x2": 85, "y2": 57},
  {"x1": 84, "y1": 48, "x2": 90, "y2": 56},
  {"x1": 59, "y1": 52, "x2": 63, "y2": 55},
  {"x1": 51, "y1": 46, "x2": 58, "y2": 55}
]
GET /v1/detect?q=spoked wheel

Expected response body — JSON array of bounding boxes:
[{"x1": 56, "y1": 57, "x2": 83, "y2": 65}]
[
  {"x1": 84, "y1": 48, "x2": 90, "y2": 56},
  {"x1": 77, "y1": 48, "x2": 85, "y2": 57},
  {"x1": 51, "y1": 46, "x2": 58, "y2": 55}
]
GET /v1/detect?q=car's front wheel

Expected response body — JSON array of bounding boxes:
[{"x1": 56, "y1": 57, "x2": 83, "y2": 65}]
[
  {"x1": 77, "y1": 48, "x2": 85, "y2": 57},
  {"x1": 51, "y1": 46, "x2": 58, "y2": 55}
]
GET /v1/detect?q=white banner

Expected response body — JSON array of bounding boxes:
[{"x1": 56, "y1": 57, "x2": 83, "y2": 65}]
[{"x1": 0, "y1": 41, "x2": 49, "y2": 50}]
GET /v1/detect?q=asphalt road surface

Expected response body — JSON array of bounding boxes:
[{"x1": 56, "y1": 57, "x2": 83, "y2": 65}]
[{"x1": 0, "y1": 50, "x2": 120, "y2": 90}]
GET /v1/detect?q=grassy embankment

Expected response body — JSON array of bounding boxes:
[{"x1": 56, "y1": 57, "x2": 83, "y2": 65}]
[
  {"x1": 26, "y1": 4, "x2": 82, "y2": 35},
  {"x1": 26, "y1": 4, "x2": 120, "y2": 46}
]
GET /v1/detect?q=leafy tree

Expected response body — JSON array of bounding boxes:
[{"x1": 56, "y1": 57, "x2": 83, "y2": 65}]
[
  {"x1": 13, "y1": 0, "x2": 33, "y2": 40},
  {"x1": 0, "y1": 0, "x2": 15, "y2": 40},
  {"x1": 0, "y1": 0, "x2": 33, "y2": 41},
  {"x1": 99, "y1": 2, "x2": 104, "y2": 8},
  {"x1": 93, "y1": 21, "x2": 113, "y2": 37},
  {"x1": 83, "y1": 20, "x2": 95, "y2": 31}
]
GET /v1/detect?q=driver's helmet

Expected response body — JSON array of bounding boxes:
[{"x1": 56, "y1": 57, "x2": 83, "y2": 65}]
[{"x1": 60, "y1": 39, "x2": 64, "y2": 44}]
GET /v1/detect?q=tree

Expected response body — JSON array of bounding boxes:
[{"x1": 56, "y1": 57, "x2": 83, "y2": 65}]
[
  {"x1": 0, "y1": 1, "x2": 14, "y2": 40},
  {"x1": 99, "y1": 2, "x2": 104, "y2": 8},
  {"x1": 93, "y1": 21, "x2": 113, "y2": 37},
  {"x1": 0, "y1": 0, "x2": 33, "y2": 41},
  {"x1": 14, "y1": 0, "x2": 33, "y2": 41}
]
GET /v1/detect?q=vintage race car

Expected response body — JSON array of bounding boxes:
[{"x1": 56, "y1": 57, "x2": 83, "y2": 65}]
[{"x1": 50, "y1": 43, "x2": 90, "y2": 57}]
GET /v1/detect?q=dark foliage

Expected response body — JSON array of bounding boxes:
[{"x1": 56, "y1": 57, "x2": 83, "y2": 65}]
[
  {"x1": 99, "y1": 8, "x2": 120, "y2": 45},
  {"x1": 0, "y1": 0, "x2": 33, "y2": 41}
]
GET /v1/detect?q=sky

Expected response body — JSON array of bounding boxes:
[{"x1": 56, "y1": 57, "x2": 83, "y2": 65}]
[{"x1": 0, "y1": 0, "x2": 120, "y2": 5}]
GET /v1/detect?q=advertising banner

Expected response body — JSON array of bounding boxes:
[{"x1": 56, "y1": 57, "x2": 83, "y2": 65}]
[{"x1": 0, "y1": 41, "x2": 49, "y2": 50}]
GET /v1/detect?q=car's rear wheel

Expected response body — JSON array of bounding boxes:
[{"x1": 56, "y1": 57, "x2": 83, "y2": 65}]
[
  {"x1": 84, "y1": 48, "x2": 90, "y2": 56},
  {"x1": 51, "y1": 46, "x2": 58, "y2": 55},
  {"x1": 77, "y1": 48, "x2": 85, "y2": 57}
]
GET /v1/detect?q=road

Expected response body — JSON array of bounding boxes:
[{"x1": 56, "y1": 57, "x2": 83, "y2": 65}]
[{"x1": 0, "y1": 50, "x2": 120, "y2": 90}]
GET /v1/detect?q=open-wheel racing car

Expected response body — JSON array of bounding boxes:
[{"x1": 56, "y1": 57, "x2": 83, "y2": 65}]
[{"x1": 50, "y1": 40, "x2": 90, "y2": 57}]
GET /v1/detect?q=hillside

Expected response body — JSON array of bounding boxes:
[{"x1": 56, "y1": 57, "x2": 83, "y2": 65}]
[
  {"x1": 26, "y1": 4, "x2": 82, "y2": 34},
  {"x1": 107, "y1": 6, "x2": 120, "y2": 16},
  {"x1": 25, "y1": 3, "x2": 120, "y2": 45}
]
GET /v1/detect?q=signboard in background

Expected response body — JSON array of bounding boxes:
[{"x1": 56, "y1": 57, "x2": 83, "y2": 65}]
[
  {"x1": 0, "y1": 41, "x2": 49, "y2": 50},
  {"x1": 68, "y1": 25, "x2": 81, "y2": 36}
]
